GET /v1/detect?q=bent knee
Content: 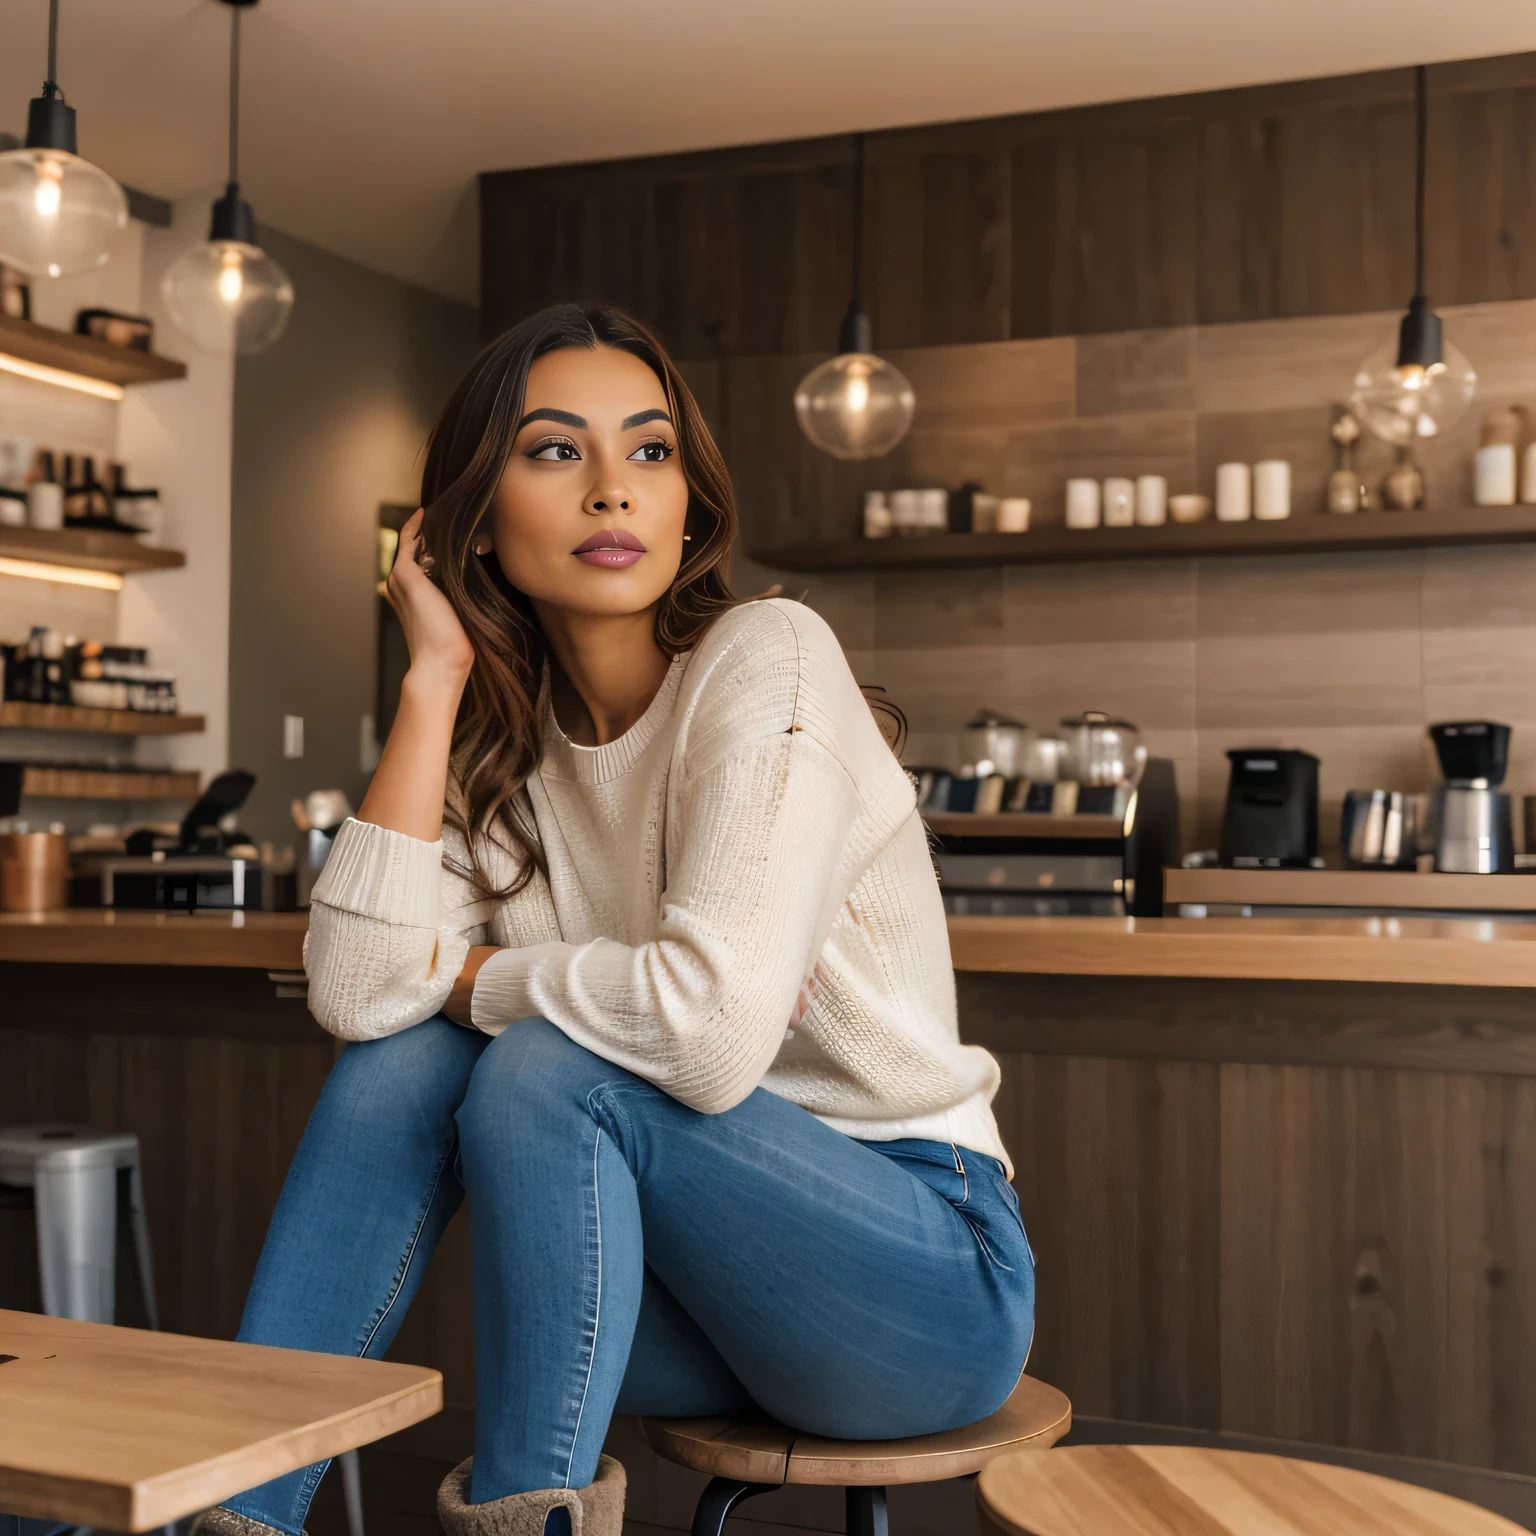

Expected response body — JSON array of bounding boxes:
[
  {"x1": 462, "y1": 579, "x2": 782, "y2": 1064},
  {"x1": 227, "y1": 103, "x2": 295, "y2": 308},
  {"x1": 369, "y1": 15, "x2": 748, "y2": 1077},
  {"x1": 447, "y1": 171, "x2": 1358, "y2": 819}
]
[{"x1": 454, "y1": 1017, "x2": 626, "y2": 1151}]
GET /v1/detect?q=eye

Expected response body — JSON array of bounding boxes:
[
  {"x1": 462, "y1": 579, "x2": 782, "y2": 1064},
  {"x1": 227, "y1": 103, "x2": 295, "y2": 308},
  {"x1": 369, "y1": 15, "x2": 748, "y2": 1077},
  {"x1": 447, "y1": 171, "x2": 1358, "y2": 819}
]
[
  {"x1": 528, "y1": 437, "x2": 580, "y2": 461},
  {"x1": 628, "y1": 440, "x2": 673, "y2": 463}
]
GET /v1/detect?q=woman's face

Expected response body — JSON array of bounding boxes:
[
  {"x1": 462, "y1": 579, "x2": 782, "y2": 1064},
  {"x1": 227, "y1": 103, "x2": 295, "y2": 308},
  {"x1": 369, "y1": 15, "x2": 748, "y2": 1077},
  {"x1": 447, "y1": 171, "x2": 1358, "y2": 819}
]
[{"x1": 479, "y1": 344, "x2": 689, "y2": 620}]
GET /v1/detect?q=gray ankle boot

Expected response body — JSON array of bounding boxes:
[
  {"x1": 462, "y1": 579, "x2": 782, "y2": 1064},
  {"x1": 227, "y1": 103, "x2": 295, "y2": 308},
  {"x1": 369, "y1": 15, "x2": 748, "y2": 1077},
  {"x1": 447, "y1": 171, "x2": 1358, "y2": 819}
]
[{"x1": 437, "y1": 1456, "x2": 625, "y2": 1536}]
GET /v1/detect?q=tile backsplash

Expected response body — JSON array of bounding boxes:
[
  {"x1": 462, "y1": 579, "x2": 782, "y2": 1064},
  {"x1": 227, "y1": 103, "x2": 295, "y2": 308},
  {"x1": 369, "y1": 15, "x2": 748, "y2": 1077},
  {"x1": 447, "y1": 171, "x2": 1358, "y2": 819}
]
[{"x1": 723, "y1": 297, "x2": 1536, "y2": 859}]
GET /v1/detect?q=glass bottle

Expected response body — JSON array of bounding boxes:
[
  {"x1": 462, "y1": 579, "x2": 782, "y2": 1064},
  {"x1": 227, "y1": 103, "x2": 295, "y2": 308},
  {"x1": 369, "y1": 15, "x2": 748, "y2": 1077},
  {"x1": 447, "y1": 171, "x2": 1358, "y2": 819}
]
[{"x1": 1326, "y1": 406, "x2": 1363, "y2": 515}]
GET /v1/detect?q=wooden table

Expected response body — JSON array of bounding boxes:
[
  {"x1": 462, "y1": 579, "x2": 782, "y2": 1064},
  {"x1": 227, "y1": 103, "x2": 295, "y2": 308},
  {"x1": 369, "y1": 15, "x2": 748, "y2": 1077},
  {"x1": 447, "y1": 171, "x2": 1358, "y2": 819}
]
[
  {"x1": 976, "y1": 1445, "x2": 1526, "y2": 1535},
  {"x1": 0, "y1": 1309, "x2": 441, "y2": 1532}
]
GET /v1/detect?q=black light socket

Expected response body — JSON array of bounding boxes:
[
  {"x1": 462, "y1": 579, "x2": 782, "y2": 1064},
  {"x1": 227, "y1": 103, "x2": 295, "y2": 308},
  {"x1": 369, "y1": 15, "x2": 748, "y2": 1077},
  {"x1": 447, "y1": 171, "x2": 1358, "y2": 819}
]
[
  {"x1": 837, "y1": 305, "x2": 873, "y2": 356},
  {"x1": 209, "y1": 184, "x2": 257, "y2": 245},
  {"x1": 24, "y1": 92, "x2": 77, "y2": 154},
  {"x1": 1395, "y1": 294, "x2": 1444, "y2": 372}
]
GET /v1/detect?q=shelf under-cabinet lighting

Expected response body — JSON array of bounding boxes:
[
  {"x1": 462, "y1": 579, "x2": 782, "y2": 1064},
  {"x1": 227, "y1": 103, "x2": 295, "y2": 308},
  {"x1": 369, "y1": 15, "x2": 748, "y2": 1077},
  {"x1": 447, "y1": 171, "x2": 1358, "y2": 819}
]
[
  {"x1": 0, "y1": 555, "x2": 123, "y2": 591},
  {"x1": 0, "y1": 351, "x2": 126, "y2": 401}
]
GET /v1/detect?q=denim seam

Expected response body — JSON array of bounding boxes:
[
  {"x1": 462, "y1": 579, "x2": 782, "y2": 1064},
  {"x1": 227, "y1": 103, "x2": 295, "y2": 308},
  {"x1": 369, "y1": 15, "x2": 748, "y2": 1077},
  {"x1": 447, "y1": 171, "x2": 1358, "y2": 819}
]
[
  {"x1": 357, "y1": 1129, "x2": 455, "y2": 1361},
  {"x1": 950, "y1": 1142, "x2": 970, "y2": 1205},
  {"x1": 563, "y1": 1123, "x2": 605, "y2": 1489}
]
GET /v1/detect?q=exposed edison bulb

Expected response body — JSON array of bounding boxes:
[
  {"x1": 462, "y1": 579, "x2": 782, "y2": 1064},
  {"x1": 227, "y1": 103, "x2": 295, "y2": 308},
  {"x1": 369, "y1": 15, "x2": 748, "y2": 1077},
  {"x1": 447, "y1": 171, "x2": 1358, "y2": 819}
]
[
  {"x1": 218, "y1": 249, "x2": 244, "y2": 304},
  {"x1": 795, "y1": 352, "x2": 915, "y2": 460},
  {"x1": 162, "y1": 238, "x2": 293, "y2": 354},
  {"x1": 0, "y1": 146, "x2": 126, "y2": 277},
  {"x1": 1351, "y1": 341, "x2": 1476, "y2": 445},
  {"x1": 33, "y1": 159, "x2": 62, "y2": 219}
]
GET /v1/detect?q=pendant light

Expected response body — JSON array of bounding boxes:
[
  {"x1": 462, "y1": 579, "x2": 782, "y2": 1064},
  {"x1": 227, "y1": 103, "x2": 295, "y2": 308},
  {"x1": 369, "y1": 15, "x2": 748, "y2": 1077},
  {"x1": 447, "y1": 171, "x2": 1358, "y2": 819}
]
[
  {"x1": 794, "y1": 135, "x2": 915, "y2": 460},
  {"x1": 0, "y1": 0, "x2": 128, "y2": 278},
  {"x1": 1350, "y1": 66, "x2": 1475, "y2": 445},
  {"x1": 162, "y1": 0, "x2": 293, "y2": 355}
]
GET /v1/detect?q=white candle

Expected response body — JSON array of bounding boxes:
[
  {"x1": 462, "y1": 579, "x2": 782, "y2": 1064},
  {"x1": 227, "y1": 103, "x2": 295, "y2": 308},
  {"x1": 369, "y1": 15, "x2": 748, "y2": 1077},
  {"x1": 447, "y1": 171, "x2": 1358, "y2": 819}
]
[
  {"x1": 996, "y1": 497, "x2": 1031, "y2": 533},
  {"x1": 1475, "y1": 445, "x2": 1517, "y2": 507},
  {"x1": 1065, "y1": 478, "x2": 1101, "y2": 529},
  {"x1": 1135, "y1": 475, "x2": 1167, "y2": 526},
  {"x1": 1102, "y1": 477, "x2": 1134, "y2": 527},
  {"x1": 1253, "y1": 459, "x2": 1291, "y2": 520},
  {"x1": 1215, "y1": 462, "x2": 1252, "y2": 522}
]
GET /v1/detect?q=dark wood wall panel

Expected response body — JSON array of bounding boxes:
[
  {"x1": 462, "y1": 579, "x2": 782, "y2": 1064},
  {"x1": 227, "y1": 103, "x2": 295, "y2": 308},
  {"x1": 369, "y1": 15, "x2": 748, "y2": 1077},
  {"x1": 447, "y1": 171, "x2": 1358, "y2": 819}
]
[{"x1": 480, "y1": 54, "x2": 1536, "y2": 357}]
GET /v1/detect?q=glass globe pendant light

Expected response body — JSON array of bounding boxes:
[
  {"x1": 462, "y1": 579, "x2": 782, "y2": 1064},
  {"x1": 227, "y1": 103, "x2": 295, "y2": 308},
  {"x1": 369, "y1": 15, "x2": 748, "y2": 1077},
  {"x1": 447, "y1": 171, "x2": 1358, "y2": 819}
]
[
  {"x1": 1350, "y1": 66, "x2": 1475, "y2": 445},
  {"x1": 795, "y1": 135, "x2": 915, "y2": 460},
  {"x1": 162, "y1": 0, "x2": 293, "y2": 355},
  {"x1": 0, "y1": 0, "x2": 128, "y2": 278}
]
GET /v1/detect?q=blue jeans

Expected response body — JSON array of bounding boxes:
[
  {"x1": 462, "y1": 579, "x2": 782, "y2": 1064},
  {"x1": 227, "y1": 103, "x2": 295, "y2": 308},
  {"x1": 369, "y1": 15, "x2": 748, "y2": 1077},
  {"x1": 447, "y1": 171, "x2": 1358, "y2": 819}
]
[{"x1": 227, "y1": 1016, "x2": 1033, "y2": 1531}]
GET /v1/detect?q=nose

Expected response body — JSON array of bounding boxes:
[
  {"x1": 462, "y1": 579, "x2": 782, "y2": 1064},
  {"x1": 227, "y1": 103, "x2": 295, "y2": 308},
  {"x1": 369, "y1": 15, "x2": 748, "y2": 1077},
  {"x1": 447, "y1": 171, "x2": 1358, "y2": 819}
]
[{"x1": 585, "y1": 479, "x2": 632, "y2": 517}]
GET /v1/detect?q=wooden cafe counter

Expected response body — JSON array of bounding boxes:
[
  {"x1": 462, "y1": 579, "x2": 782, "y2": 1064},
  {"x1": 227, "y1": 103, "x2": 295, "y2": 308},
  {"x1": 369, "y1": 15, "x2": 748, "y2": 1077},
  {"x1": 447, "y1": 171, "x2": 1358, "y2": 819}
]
[{"x1": 4, "y1": 908, "x2": 1536, "y2": 1523}]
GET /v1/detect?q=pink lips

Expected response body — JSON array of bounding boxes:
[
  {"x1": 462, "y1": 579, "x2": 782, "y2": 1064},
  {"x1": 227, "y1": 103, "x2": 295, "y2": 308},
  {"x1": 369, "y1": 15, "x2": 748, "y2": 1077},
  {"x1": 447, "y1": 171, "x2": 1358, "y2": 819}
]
[{"x1": 573, "y1": 529, "x2": 647, "y2": 569}]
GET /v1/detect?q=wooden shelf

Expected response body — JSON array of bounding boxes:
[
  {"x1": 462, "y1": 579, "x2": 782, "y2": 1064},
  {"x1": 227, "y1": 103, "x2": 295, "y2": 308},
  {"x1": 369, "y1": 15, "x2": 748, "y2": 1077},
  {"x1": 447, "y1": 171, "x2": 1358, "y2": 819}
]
[
  {"x1": 0, "y1": 702, "x2": 205, "y2": 736},
  {"x1": 21, "y1": 766, "x2": 200, "y2": 800},
  {"x1": 752, "y1": 504, "x2": 1536, "y2": 572},
  {"x1": 0, "y1": 526, "x2": 184, "y2": 575},
  {"x1": 0, "y1": 313, "x2": 187, "y2": 387},
  {"x1": 925, "y1": 812, "x2": 1125, "y2": 840}
]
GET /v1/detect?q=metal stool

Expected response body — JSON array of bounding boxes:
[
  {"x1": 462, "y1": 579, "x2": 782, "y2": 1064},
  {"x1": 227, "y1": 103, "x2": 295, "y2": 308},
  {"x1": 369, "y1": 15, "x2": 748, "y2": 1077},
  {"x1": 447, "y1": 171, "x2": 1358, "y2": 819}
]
[
  {"x1": 0, "y1": 1125, "x2": 158, "y2": 1327},
  {"x1": 0, "y1": 1126, "x2": 365, "y2": 1536}
]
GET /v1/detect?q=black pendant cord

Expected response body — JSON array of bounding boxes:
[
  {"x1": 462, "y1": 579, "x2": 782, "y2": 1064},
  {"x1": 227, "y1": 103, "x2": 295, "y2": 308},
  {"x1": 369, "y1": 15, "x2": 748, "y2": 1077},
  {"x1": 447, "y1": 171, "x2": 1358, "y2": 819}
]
[
  {"x1": 850, "y1": 131, "x2": 865, "y2": 313},
  {"x1": 228, "y1": 3, "x2": 241, "y2": 189},
  {"x1": 1413, "y1": 63, "x2": 1426, "y2": 300},
  {"x1": 44, "y1": 0, "x2": 59, "y2": 95}
]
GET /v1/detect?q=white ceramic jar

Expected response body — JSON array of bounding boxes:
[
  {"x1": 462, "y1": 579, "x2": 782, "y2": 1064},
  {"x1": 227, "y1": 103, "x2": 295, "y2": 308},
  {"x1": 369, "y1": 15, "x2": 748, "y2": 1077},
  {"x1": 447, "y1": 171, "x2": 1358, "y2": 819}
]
[
  {"x1": 1102, "y1": 477, "x2": 1135, "y2": 527},
  {"x1": 1215, "y1": 462, "x2": 1252, "y2": 522},
  {"x1": 1253, "y1": 459, "x2": 1292, "y2": 520},
  {"x1": 1065, "y1": 478, "x2": 1101, "y2": 529},
  {"x1": 1134, "y1": 475, "x2": 1167, "y2": 526}
]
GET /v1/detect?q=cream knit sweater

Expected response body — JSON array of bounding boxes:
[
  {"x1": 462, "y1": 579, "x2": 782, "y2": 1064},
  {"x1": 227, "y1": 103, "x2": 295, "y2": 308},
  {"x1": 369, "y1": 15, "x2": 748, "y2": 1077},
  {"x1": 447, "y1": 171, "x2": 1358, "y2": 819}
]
[{"x1": 305, "y1": 598, "x2": 1008, "y2": 1166}]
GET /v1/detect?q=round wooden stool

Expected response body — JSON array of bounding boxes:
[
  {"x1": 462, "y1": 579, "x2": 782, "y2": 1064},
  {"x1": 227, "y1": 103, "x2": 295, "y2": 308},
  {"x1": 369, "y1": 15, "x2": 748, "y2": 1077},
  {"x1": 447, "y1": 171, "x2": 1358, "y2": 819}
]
[
  {"x1": 640, "y1": 1373, "x2": 1071, "y2": 1536},
  {"x1": 976, "y1": 1444, "x2": 1526, "y2": 1536}
]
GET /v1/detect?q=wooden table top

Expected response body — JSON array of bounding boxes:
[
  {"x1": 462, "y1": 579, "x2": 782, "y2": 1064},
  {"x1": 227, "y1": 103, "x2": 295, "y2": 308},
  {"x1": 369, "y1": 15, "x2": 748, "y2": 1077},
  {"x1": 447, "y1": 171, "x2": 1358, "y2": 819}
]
[
  {"x1": 2, "y1": 909, "x2": 1535, "y2": 989},
  {"x1": 0, "y1": 1309, "x2": 441, "y2": 1532},
  {"x1": 947, "y1": 915, "x2": 1536, "y2": 988},
  {"x1": 976, "y1": 1444, "x2": 1525, "y2": 1535},
  {"x1": 0, "y1": 908, "x2": 307, "y2": 969}
]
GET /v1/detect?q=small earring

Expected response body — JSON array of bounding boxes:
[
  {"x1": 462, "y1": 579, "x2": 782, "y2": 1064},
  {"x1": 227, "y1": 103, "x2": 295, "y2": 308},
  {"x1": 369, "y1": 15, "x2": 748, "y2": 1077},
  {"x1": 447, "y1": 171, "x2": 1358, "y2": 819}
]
[{"x1": 682, "y1": 534, "x2": 692, "y2": 542}]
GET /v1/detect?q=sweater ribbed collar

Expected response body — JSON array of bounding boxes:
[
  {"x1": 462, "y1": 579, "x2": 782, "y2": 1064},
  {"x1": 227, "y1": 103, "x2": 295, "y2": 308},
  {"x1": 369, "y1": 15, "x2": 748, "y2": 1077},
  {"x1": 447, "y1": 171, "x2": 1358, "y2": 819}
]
[{"x1": 541, "y1": 651, "x2": 689, "y2": 786}]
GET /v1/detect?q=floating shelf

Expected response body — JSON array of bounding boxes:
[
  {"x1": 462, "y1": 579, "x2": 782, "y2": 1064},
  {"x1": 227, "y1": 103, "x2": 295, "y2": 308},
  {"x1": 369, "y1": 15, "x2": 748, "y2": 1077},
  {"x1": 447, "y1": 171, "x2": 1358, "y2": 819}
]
[
  {"x1": 0, "y1": 314, "x2": 187, "y2": 388},
  {"x1": 0, "y1": 527, "x2": 184, "y2": 575},
  {"x1": 924, "y1": 812, "x2": 1125, "y2": 840},
  {"x1": 21, "y1": 766, "x2": 200, "y2": 800},
  {"x1": 0, "y1": 702, "x2": 205, "y2": 736},
  {"x1": 752, "y1": 503, "x2": 1536, "y2": 572}
]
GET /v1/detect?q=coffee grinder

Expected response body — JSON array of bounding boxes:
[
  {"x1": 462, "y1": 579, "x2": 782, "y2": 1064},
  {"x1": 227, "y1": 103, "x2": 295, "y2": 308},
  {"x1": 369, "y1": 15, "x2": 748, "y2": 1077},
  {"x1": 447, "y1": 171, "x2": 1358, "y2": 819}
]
[{"x1": 1430, "y1": 720, "x2": 1514, "y2": 873}]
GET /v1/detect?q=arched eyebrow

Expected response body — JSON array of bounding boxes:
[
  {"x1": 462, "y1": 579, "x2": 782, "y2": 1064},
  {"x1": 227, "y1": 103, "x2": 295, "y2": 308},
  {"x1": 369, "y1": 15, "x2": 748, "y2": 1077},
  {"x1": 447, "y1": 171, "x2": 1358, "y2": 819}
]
[
  {"x1": 622, "y1": 409, "x2": 672, "y2": 430},
  {"x1": 518, "y1": 408, "x2": 587, "y2": 430}
]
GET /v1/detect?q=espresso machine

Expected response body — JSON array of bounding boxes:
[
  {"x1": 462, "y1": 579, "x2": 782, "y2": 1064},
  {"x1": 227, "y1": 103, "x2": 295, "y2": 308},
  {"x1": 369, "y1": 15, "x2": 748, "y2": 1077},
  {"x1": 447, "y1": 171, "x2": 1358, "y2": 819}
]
[{"x1": 1430, "y1": 720, "x2": 1515, "y2": 873}]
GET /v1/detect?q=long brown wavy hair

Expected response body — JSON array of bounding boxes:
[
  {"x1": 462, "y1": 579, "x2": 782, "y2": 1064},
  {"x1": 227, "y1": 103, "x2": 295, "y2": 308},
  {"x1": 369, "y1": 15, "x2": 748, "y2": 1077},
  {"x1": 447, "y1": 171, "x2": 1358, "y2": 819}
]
[{"x1": 417, "y1": 304, "x2": 738, "y2": 898}]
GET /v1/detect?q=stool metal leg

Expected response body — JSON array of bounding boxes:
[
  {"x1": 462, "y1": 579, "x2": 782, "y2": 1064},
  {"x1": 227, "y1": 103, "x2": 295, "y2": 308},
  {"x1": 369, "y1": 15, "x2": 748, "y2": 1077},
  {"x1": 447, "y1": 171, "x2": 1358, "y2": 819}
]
[
  {"x1": 126, "y1": 1163, "x2": 160, "y2": 1332},
  {"x1": 34, "y1": 1153, "x2": 116, "y2": 1323},
  {"x1": 689, "y1": 1477, "x2": 775, "y2": 1536},
  {"x1": 339, "y1": 1449, "x2": 365, "y2": 1536},
  {"x1": 845, "y1": 1485, "x2": 888, "y2": 1536}
]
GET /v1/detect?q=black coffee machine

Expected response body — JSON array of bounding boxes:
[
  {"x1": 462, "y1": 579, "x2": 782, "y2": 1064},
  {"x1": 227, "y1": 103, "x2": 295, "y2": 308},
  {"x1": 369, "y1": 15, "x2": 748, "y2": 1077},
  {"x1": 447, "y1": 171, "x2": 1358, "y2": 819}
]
[
  {"x1": 1219, "y1": 748, "x2": 1320, "y2": 868},
  {"x1": 1430, "y1": 721, "x2": 1514, "y2": 873}
]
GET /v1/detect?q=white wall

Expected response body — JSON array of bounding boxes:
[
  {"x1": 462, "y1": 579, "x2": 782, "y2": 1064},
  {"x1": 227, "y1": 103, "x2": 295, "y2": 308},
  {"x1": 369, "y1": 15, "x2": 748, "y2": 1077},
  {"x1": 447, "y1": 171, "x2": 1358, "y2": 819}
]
[
  {"x1": 115, "y1": 191, "x2": 234, "y2": 784},
  {"x1": 1, "y1": 192, "x2": 234, "y2": 795}
]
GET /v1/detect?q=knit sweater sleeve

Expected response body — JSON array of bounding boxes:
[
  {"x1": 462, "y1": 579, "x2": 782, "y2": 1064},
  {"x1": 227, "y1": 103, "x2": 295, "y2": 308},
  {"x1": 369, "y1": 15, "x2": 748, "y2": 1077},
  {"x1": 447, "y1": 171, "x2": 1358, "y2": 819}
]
[
  {"x1": 471, "y1": 603, "x2": 895, "y2": 1113},
  {"x1": 303, "y1": 817, "x2": 553, "y2": 1041}
]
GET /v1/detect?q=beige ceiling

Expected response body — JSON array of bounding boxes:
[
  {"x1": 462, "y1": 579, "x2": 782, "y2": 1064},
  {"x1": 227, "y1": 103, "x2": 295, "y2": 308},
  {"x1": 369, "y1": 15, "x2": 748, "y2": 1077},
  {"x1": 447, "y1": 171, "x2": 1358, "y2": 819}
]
[{"x1": 3, "y1": 0, "x2": 1535, "y2": 308}]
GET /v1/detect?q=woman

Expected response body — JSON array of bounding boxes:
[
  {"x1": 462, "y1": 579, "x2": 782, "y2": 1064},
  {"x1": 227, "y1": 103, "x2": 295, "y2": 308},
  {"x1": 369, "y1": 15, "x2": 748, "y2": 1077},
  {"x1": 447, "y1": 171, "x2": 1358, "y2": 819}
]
[{"x1": 200, "y1": 305, "x2": 1032, "y2": 1536}]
